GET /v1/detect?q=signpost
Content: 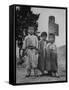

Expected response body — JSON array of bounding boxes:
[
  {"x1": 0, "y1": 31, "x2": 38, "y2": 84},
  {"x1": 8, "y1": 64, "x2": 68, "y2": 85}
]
[
  {"x1": 49, "y1": 23, "x2": 59, "y2": 36},
  {"x1": 48, "y1": 16, "x2": 59, "y2": 41}
]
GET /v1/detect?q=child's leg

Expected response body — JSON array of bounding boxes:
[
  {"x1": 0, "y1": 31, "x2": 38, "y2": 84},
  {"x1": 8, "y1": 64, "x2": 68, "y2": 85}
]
[
  {"x1": 51, "y1": 71, "x2": 56, "y2": 77},
  {"x1": 26, "y1": 68, "x2": 31, "y2": 77},
  {"x1": 48, "y1": 71, "x2": 52, "y2": 76},
  {"x1": 34, "y1": 68, "x2": 38, "y2": 77},
  {"x1": 26, "y1": 62, "x2": 31, "y2": 77},
  {"x1": 52, "y1": 71, "x2": 59, "y2": 77}
]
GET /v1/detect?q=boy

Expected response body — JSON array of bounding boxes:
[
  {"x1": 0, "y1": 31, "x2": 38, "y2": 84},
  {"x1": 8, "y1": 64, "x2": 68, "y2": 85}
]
[
  {"x1": 23, "y1": 26, "x2": 38, "y2": 77},
  {"x1": 46, "y1": 33, "x2": 58, "y2": 77},
  {"x1": 38, "y1": 32, "x2": 47, "y2": 75}
]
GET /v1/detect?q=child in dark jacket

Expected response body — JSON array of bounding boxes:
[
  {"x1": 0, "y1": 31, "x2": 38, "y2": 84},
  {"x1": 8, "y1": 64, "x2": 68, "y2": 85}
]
[{"x1": 38, "y1": 32, "x2": 48, "y2": 75}]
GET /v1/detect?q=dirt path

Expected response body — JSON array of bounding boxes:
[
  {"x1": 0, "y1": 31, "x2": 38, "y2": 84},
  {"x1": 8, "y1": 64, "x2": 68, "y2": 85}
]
[
  {"x1": 16, "y1": 66, "x2": 66, "y2": 83},
  {"x1": 16, "y1": 45, "x2": 66, "y2": 84}
]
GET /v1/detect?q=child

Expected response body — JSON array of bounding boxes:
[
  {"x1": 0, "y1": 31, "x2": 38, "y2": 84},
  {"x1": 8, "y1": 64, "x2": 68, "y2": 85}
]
[
  {"x1": 38, "y1": 32, "x2": 47, "y2": 75},
  {"x1": 22, "y1": 26, "x2": 38, "y2": 77},
  {"x1": 46, "y1": 33, "x2": 58, "y2": 77}
]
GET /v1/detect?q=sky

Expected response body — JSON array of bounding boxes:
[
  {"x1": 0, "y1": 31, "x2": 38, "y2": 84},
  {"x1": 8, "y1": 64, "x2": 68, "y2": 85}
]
[{"x1": 31, "y1": 7, "x2": 66, "y2": 47}]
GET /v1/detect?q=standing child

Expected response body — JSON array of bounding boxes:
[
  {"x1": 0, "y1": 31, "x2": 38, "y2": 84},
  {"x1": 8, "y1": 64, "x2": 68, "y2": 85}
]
[
  {"x1": 46, "y1": 33, "x2": 58, "y2": 77},
  {"x1": 23, "y1": 26, "x2": 38, "y2": 77},
  {"x1": 38, "y1": 32, "x2": 47, "y2": 75}
]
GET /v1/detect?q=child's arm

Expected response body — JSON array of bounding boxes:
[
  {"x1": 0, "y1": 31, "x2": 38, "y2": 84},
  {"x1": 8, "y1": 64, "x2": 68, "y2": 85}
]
[
  {"x1": 46, "y1": 40, "x2": 50, "y2": 44},
  {"x1": 47, "y1": 43, "x2": 51, "y2": 54},
  {"x1": 52, "y1": 45, "x2": 57, "y2": 53},
  {"x1": 35, "y1": 36, "x2": 40, "y2": 54},
  {"x1": 22, "y1": 38, "x2": 26, "y2": 50},
  {"x1": 35, "y1": 36, "x2": 38, "y2": 49},
  {"x1": 38, "y1": 41, "x2": 41, "y2": 54},
  {"x1": 22, "y1": 37, "x2": 28, "y2": 56}
]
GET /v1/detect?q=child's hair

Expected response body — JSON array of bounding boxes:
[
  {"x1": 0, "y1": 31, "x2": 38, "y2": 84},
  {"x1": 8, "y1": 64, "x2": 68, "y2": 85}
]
[
  {"x1": 41, "y1": 32, "x2": 47, "y2": 37},
  {"x1": 49, "y1": 33, "x2": 55, "y2": 38},
  {"x1": 28, "y1": 25, "x2": 35, "y2": 30}
]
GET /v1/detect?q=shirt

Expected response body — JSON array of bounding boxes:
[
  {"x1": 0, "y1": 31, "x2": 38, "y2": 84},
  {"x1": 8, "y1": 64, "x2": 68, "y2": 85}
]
[{"x1": 23, "y1": 34, "x2": 38, "y2": 49}]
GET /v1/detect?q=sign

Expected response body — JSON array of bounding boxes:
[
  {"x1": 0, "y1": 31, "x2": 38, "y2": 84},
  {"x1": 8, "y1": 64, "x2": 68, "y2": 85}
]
[{"x1": 48, "y1": 23, "x2": 59, "y2": 36}]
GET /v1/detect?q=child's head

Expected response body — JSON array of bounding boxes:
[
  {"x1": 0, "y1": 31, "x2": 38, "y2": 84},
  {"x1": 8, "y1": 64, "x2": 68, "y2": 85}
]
[
  {"x1": 49, "y1": 33, "x2": 55, "y2": 43},
  {"x1": 28, "y1": 26, "x2": 34, "y2": 35},
  {"x1": 41, "y1": 32, "x2": 47, "y2": 40}
]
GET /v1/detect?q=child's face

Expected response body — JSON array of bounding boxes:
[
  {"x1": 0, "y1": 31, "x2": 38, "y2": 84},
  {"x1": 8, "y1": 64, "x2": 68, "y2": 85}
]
[
  {"x1": 49, "y1": 35, "x2": 55, "y2": 43},
  {"x1": 28, "y1": 27, "x2": 34, "y2": 35},
  {"x1": 42, "y1": 35, "x2": 47, "y2": 40}
]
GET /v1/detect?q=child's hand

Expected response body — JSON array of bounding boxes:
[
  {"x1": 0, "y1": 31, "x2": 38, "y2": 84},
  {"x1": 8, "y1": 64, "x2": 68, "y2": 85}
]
[
  {"x1": 22, "y1": 63, "x2": 26, "y2": 68},
  {"x1": 35, "y1": 50, "x2": 38, "y2": 55},
  {"x1": 53, "y1": 50, "x2": 57, "y2": 53}
]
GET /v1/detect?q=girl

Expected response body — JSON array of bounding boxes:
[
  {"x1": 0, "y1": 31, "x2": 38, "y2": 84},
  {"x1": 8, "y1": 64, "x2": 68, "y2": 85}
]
[{"x1": 46, "y1": 33, "x2": 58, "y2": 77}]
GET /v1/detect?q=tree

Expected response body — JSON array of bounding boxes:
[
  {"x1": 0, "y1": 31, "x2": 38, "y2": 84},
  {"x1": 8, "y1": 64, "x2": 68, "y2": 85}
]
[{"x1": 15, "y1": 6, "x2": 40, "y2": 41}]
